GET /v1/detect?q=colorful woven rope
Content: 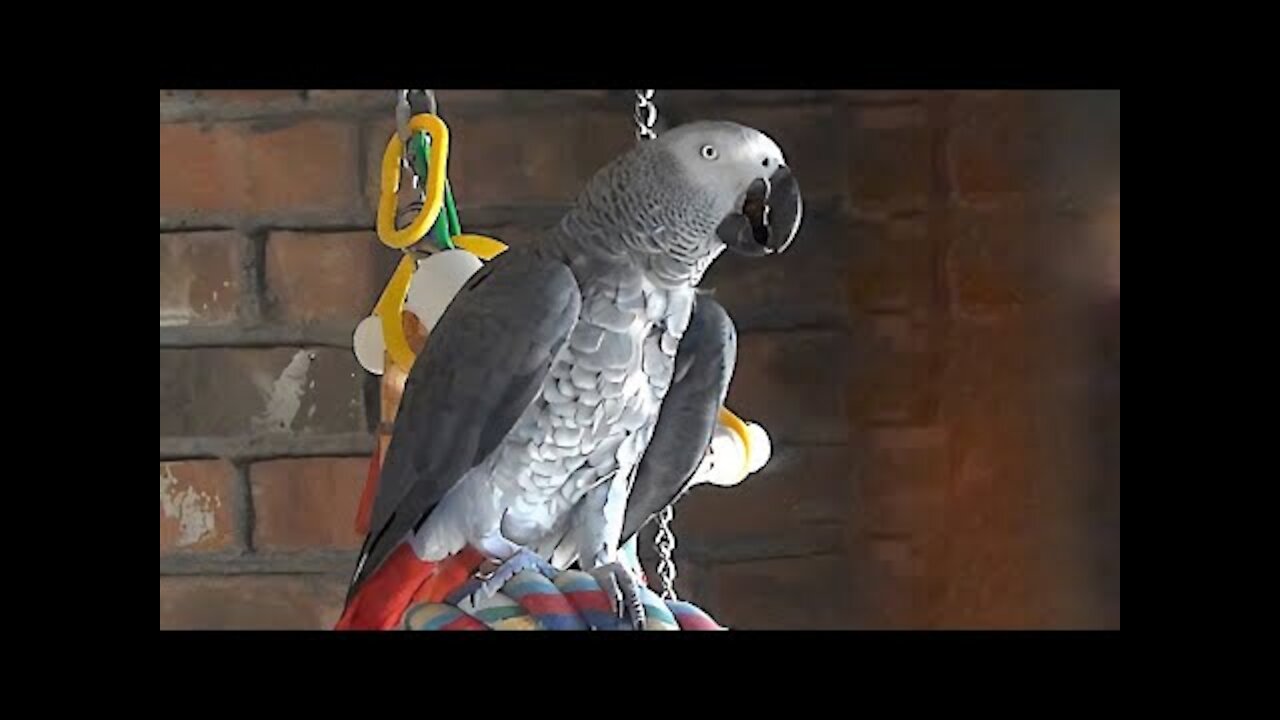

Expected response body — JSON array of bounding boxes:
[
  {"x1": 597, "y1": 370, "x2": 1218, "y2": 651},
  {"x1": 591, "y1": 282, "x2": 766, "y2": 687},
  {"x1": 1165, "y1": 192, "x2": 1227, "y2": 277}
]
[{"x1": 402, "y1": 568, "x2": 724, "y2": 631}]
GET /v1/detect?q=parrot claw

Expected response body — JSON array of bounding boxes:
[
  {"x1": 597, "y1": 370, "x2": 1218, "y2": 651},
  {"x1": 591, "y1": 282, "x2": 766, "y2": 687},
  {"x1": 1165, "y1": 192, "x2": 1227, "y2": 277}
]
[
  {"x1": 589, "y1": 562, "x2": 647, "y2": 630},
  {"x1": 471, "y1": 547, "x2": 557, "y2": 603}
]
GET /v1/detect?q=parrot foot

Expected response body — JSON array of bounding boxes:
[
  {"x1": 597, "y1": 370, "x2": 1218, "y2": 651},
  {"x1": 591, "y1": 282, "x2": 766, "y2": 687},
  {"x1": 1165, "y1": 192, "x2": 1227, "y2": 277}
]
[
  {"x1": 471, "y1": 547, "x2": 557, "y2": 602},
  {"x1": 588, "y1": 561, "x2": 647, "y2": 630}
]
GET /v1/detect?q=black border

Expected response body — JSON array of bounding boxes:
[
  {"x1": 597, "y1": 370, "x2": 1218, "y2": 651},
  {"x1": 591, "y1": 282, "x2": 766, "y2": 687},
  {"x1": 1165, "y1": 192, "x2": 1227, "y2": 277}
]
[{"x1": 157, "y1": 29, "x2": 1122, "y2": 89}]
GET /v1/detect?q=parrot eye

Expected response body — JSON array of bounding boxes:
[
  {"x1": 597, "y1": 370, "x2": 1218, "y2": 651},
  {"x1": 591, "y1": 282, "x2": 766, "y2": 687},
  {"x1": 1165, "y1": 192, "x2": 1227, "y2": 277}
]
[{"x1": 700, "y1": 145, "x2": 718, "y2": 160}]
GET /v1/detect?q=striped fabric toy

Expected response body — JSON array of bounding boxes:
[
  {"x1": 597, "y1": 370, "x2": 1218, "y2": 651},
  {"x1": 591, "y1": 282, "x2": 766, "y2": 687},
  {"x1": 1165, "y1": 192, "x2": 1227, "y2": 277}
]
[{"x1": 402, "y1": 568, "x2": 724, "y2": 631}]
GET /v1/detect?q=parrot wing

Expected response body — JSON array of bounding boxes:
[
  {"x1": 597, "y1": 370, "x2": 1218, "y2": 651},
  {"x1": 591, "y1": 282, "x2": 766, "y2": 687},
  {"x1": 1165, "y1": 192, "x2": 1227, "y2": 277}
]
[
  {"x1": 349, "y1": 248, "x2": 582, "y2": 599},
  {"x1": 620, "y1": 294, "x2": 737, "y2": 544}
]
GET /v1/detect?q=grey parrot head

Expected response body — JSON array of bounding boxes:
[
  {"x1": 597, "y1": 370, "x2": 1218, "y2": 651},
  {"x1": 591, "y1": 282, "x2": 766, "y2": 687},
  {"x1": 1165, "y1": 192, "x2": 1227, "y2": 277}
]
[{"x1": 655, "y1": 120, "x2": 803, "y2": 258}]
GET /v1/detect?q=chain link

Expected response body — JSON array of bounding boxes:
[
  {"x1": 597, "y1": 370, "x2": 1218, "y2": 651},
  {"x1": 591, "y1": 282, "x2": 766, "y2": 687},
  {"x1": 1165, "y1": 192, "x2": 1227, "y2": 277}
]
[
  {"x1": 634, "y1": 89, "x2": 658, "y2": 141},
  {"x1": 655, "y1": 505, "x2": 677, "y2": 600}
]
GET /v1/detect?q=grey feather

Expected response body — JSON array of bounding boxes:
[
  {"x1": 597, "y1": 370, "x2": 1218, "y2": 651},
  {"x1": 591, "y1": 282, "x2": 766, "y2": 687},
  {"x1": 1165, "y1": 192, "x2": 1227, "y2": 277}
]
[{"x1": 620, "y1": 295, "x2": 737, "y2": 544}]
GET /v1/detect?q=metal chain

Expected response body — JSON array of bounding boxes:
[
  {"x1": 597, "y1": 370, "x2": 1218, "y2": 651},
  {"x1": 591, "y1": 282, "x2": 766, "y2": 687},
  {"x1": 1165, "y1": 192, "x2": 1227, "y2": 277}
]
[
  {"x1": 634, "y1": 89, "x2": 658, "y2": 141},
  {"x1": 655, "y1": 505, "x2": 678, "y2": 600},
  {"x1": 633, "y1": 88, "x2": 676, "y2": 599}
]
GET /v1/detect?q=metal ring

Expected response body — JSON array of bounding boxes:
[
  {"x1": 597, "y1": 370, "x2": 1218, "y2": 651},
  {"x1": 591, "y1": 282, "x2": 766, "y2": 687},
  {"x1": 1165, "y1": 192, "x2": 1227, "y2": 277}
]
[
  {"x1": 407, "y1": 89, "x2": 438, "y2": 116},
  {"x1": 634, "y1": 103, "x2": 657, "y2": 128},
  {"x1": 633, "y1": 89, "x2": 658, "y2": 141}
]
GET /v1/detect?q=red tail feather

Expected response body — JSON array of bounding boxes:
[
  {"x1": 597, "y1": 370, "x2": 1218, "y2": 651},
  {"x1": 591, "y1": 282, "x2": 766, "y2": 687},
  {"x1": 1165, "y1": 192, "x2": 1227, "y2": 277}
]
[
  {"x1": 335, "y1": 544, "x2": 485, "y2": 631},
  {"x1": 338, "y1": 442, "x2": 488, "y2": 630}
]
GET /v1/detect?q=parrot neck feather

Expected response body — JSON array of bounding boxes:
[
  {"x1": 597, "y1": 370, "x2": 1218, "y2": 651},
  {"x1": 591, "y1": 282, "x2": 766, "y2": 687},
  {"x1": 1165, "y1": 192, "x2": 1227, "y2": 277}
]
[{"x1": 538, "y1": 144, "x2": 723, "y2": 289}]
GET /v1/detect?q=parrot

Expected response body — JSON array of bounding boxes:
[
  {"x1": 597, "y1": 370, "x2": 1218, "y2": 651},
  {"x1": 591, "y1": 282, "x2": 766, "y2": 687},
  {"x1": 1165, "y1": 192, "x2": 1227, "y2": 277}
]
[{"x1": 335, "y1": 120, "x2": 802, "y2": 630}]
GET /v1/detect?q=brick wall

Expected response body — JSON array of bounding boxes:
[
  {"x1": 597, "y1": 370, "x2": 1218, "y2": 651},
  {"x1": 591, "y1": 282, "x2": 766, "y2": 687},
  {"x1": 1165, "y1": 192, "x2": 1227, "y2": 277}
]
[{"x1": 159, "y1": 89, "x2": 1120, "y2": 629}]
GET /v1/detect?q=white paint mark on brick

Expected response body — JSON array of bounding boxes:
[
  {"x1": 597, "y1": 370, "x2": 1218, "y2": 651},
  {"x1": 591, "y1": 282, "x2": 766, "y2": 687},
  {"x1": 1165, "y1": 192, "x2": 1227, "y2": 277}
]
[
  {"x1": 160, "y1": 270, "x2": 194, "y2": 326},
  {"x1": 159, "y1": 463, "x2": 223, "y2": 547},
  {"x1": 159, "y1": 309, "x2": 194, "y2": 327},
  {"x1": 251, "y1": 349, "x2": 312, "y2": 432}
]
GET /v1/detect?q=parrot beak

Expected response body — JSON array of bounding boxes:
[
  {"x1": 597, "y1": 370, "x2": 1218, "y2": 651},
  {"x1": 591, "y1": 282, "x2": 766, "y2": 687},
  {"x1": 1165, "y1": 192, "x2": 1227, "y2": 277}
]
[{"x1": 717, "y1": 164, "x2": 803, "y2": 257}]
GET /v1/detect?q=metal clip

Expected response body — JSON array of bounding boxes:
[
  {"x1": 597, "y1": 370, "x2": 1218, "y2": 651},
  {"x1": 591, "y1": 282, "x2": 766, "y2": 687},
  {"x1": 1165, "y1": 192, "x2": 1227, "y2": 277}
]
[{"x1": 396, "y1": 90, "x2": 438, "y2": 140}]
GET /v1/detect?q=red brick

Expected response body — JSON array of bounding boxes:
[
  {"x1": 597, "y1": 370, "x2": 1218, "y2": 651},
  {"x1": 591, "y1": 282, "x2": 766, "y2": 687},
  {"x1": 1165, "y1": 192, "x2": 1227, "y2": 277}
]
[
  {"x1": 459, "y1": 218, "x2": 552, "y2": 250},
  {"x1": 719, "y1": 90, "x2": 835, "y2": 103},
  {"x1": 306, "y1": 90, "x2": 507, "y2": 112},
  {"x1": 712, "y1": 105, "x2": 848, "y2": 205},
  {"x1": 702, "y1": 554, "x2": 856, "y2": 629},
  {"x1": 159, "y1": 232, "x2": 245, "y2": 326},
  {"x1": 439, "y1": 90, "x2": 508, "y2": 104},
  {"x1": 928, "y1": 312, "x2": 1045, "y2": 628},
  {"x1": 159, "y1": 461, "x2": 237, "y2": 553},
  {"x1": 466, "y1": 109, "x2": 632, "y2": 206},
  {"x1": 655, "y1": 90, "x2": 830, "y2": 109},
  {"x1": 943, "y1": 207, "x2": 1035, "y2": 321},
  {"x1": 848, "y1": 104, "x2": 933, "y2": 213},
  {"x1": 839, "y1": 90, "x2": 929, "y2": 103},
  {"x1": 265, "y1": 231, "x2": 392, "y2": 325},
  {"x1": 244, "y1": 119, "x2": 362, "y2": 214},
  {"x1": 857, "y1": 427, "x2": 950, "y2": 536},
  {"x1": 922, "y1": 443, "x2": 1040, "y2": 629},
  {"x1": 306, "y1": 90, "x2": 396, "y2": 108},
  {"x1": 727, "y1": 331, "x2": 850, "y2": 445},
  {"x1": 854, "y1": 104, "x2": 929, "y2": 129},
  {"x1": 160, "y1": 348, "x2": 369, "y2": 437},
  {"x1": 946, "y1": 92, "x2": 1042, "y2": 203},
  {"x1": 159, "y1": 122, "x2": 249, "y2": 215},
  {"x1": 501, "y1": 90, "x2": 614, "y2": 110},
  {"x1": 847, "y1": 536, "x2": 927, "y2": 627},
  {"x1": 199, "y1": 90, "x2": 303, "y2": 104},
  {"x1": 159, "y1": 575, "x2": 347, "y2": 629},
  {"x1": 1039, "y1": 91, "x2": 1120, "y2": 212},
  {"x1": 847, "y1": 217, "x2": 936, "y2": 312},
  {"x1": 1098, "y1": 199, "x2": 1120, "y2": 294},
  {"x1": 848, "y1": 313, "x2": 940, "y2": 425},
  {"x1": 701, "y1": 212, "x2": 852, "y2": 330},
  {"x1": 676, "y1": 446, "x2": 852, "y2": 547},
  {"x1": 250, "y1": 457, "x2": 366, "y2": 551},
  {"x1": 161, "y1": 118, "x2": 362, "y2": 219},
  {"x1": 360, "y1": 117, "x2": 404, "y2": 215},
  {"x1": 947, "y1": 91, "x2": 1118, "y2": 212}
]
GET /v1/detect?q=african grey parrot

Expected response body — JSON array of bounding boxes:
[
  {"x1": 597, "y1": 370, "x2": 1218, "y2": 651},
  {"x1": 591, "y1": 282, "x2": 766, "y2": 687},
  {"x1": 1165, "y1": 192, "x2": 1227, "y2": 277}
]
[{"x1": 336, "y1": 120, "x2": 802, "y2": 630}]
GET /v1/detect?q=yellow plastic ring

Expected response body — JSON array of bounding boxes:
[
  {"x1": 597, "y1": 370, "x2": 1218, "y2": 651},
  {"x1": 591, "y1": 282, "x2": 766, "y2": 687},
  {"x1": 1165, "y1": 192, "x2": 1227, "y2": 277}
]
[
  {"x1": 717, "y1": 407, "x2": 754, "y2": 479},
  {"x1": 452, "y1": 234, "x2": 508, "y2": 261},
  {"x1": 374, "y1": 255, "x2": 419, "y2": 371},
  {"x1": 377, "y1": 114, "x2": 449, "y2": 250}
]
